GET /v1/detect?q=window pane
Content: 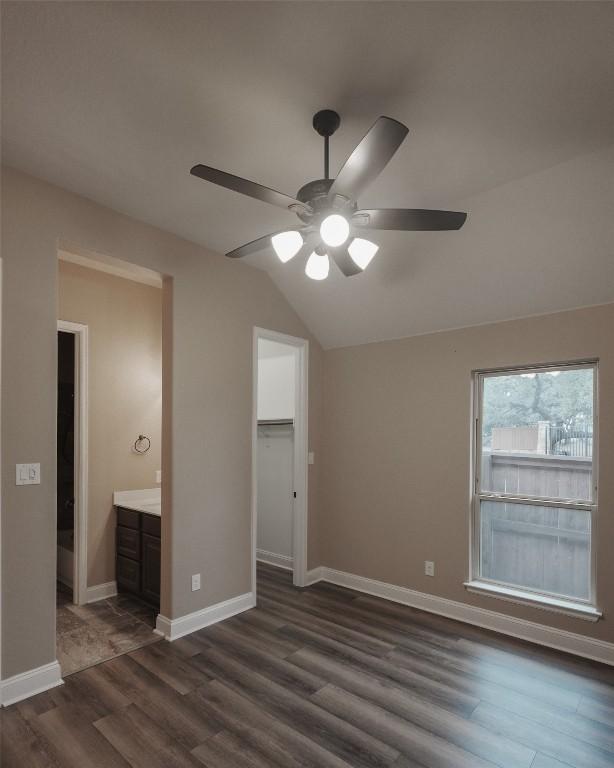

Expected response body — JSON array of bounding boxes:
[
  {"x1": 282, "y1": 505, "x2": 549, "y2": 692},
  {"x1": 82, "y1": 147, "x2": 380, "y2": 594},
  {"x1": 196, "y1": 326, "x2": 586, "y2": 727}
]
[
  {"x1": 480, "y1": 500, "x2": 590, "y2": 601},
  {"x1": 480, "y1": 367, "x2": 594, "y2": 501}
]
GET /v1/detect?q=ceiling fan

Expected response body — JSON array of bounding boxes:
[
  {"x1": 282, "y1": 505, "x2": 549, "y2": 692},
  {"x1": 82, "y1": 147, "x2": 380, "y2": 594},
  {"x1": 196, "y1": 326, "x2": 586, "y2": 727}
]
[{"x1": 190, "y1": 110, "x2": 467, "y2": 280}]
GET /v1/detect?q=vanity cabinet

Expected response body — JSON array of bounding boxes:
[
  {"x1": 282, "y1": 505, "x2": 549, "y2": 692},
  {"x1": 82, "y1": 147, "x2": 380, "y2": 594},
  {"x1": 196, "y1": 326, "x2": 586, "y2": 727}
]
[
  {"x1": 141, "y1": 533, "x2": 161, "y2": 605},
  {"x1": 116, "y1": 506, "x2": 161, "y2": 608}
]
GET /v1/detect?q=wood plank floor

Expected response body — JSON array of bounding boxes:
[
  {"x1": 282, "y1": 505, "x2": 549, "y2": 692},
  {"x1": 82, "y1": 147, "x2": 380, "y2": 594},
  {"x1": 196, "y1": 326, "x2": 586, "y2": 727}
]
[{"x1": 3, "y1": 562, "x2": 614, "y2": 768}]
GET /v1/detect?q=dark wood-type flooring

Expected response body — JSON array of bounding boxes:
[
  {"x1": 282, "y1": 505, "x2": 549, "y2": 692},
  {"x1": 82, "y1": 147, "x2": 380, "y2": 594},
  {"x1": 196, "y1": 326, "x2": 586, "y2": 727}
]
[
  {"x1": 56, "y1": 584, "x2": 160, "y2": 676},
  {"x1": 3, "y1": 562, "x2": 614, "y2": 767}
]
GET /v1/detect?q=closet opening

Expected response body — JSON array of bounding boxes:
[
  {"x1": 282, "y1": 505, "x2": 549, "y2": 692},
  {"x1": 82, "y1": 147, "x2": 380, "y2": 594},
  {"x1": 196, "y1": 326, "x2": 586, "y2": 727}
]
[{"x1": 252, "y1": 328, "x2": 309, "y2": 592}]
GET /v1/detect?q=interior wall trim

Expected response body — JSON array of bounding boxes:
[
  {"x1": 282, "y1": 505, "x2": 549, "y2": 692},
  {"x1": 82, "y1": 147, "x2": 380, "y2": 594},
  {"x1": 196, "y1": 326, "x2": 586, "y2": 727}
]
[
  {"x1": 86, "y1": 580, "x2": 118, "y2": 603},
  {"x1": 155, "y1": 591, "x2": 255, "y2": 642},
  {"x1": 305, "y1": 566, "x2": 614, "y2": 667},
  {"x1": 256, "y1": 549, "x2": 294, "y2": 571},
  {"x1": 0, "y1": 661, "x2": 63, "y2": 707}
]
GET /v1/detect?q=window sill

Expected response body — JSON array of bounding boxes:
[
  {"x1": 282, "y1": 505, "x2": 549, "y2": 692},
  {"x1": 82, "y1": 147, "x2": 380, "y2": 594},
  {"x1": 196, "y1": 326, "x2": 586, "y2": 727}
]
[{"x1": 464, "y1": 580, "x2": 602, "y2": 622}]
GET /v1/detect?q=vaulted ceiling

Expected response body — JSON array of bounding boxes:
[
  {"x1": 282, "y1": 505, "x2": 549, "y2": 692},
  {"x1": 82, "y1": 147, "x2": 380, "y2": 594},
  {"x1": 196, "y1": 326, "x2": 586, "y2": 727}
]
[{"x1": 2, "y1": 2, "x2": 613, "y2": 347}]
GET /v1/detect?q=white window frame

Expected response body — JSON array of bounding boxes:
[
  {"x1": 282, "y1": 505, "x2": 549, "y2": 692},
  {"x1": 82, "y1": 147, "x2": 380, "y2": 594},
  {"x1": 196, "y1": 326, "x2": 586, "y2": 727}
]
[{"x1": 466, "y1": 360, "x2": 601, "y2": 621}]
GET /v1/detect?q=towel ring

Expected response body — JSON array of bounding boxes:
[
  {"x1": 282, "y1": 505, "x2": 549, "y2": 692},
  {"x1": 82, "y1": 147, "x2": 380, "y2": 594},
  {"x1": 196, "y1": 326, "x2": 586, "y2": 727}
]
[{"x1": 134, "y1": 434, "x2": 151, "y2": 454}]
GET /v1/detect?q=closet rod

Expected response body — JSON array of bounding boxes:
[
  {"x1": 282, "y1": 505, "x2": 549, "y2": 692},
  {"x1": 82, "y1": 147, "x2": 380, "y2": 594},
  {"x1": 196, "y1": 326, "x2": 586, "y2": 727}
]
[{"x1": 257, "y1": 419, "x2": 294, "y2": 427}]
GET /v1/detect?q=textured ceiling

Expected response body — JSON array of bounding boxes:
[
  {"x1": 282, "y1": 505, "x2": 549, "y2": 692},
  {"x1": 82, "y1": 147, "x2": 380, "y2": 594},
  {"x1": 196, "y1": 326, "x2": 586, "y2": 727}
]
[{"x1": 2, "y1": 2, "x2": 613, "y2": 347}]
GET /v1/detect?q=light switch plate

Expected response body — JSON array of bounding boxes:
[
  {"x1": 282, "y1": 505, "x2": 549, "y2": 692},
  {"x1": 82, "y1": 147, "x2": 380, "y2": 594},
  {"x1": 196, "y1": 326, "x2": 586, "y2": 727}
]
[
  {"x1": 308, "y1": 452, "x2": 315, "y2": 465},
  {"x1": 155, "y1": 470, "x2": 162, "y2": 484},
  {"x1": 16, "y1": 463, "x2": 41, "y2": 485}
]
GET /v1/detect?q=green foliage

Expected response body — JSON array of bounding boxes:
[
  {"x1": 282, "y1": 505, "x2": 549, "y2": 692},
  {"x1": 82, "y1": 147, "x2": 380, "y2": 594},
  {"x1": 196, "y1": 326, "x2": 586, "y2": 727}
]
[{"x1": 482, "y1": 369, "x2": 593, "y2": 437}]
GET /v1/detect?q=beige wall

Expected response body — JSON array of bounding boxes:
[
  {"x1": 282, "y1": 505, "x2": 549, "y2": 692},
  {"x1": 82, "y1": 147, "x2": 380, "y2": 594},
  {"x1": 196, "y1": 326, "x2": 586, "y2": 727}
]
[
  {"x1": 6, "y1": 161, "x2": 610, "y2": 683},
  {"x1": 1, "y1": 166, "x2": 323, "y2": 678},
  {"x1": 320, "y1": 304, "x2": 614, "y2": 643},
  {"x1": 58, "y1": 260, "x2": 162, "y2": 587}
]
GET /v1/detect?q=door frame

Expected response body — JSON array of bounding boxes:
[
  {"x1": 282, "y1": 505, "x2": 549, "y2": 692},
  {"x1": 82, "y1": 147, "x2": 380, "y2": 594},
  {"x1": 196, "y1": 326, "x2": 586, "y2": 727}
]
[
  {"x1": 57, "y1": 320, "x2": 89, "y2": 605},
  {"x1": 252, "y1": 327, "x2": 309, "y2": 592}
]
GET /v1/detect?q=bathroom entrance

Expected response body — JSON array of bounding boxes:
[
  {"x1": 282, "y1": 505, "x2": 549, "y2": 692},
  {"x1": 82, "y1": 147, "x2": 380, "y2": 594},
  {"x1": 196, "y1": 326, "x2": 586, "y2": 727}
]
[
  {"x1": 56, "y1": 331, "x2": 76, "y2": 602},
  {"x1": 55, "y1": 251, "x2": 165, "y2": 677}
]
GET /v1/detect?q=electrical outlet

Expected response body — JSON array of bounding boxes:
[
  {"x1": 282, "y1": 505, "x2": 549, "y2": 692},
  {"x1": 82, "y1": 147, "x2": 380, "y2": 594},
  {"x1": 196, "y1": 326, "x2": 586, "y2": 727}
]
[
  {"x1": 424, "y1": 560, "x2": 435, "y2": 577},
  {"x1": 155, "y1": 470, "x2": 162, "y2": 484},
  {"x1": 191, "y1": 574, "x2": 201, "y2": 592},
  {"x1": 308, "y1": 452, "x2": 315, "y2": 465}
]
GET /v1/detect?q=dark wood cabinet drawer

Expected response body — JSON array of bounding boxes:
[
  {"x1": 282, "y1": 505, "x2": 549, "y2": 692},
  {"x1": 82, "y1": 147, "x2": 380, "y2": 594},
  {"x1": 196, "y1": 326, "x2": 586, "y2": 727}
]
[
  {"x1": 117, "y1": 506, "x2": 141, "y2": 530},
  {"x1": 117, "y1": 555, "x2": 140, "y2": 594},
  {"x1": 117, "y1": 526, "x2": 140, "y2": 560},
  {"x1": 142, "y1": 514, "x2": 161, "y2": 538},
  {"x1": 141, "y1": 533, "x2": 161, "y2": 605}
]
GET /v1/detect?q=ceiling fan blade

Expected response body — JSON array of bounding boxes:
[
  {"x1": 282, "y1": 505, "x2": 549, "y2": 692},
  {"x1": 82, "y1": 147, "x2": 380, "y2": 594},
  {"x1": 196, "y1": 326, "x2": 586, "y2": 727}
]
[
  {"x1": 331, "y1": 247, "x2": 363, "y2": 277},
  {"x1": 226, "y1": 227, "x2": 305, "y2": 259},
  {"x1": 191, "y1": 164, "x2": 308, "y2": 213},
  {"x1": 328, "y1": 117, "x2": 408, "y2": 204},
  {"x1": 353, "y1": 208, "x2": 467, "y2": 231}
]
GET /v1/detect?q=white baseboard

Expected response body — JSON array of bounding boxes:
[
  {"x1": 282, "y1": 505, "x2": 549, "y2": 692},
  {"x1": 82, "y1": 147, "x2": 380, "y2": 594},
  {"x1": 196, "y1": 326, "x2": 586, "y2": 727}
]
[
  {"x1": 86, "y1": 580, "x2": 117, "y2": 603},
  {"x1": 1, "y1": 661, "x2": 63, "y2": 707},
  {"x1": 305, "y1": 566, "x2": 324, "y2": 586},
  {"x1": 308, "y1": 567, "x2": 614, "y2": 667},
  {"x1": 257, "y1": 549, "x2": 294, "y2": 571},
  {"x1": 155, "y1": 591, "x2": 255, "y2": 641}
]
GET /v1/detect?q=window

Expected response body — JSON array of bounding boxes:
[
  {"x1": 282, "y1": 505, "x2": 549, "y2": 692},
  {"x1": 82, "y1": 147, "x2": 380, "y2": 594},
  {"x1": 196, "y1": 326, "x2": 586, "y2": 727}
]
[{"x1": 468, "y1": 362, "x2": 599, "y2": 618}]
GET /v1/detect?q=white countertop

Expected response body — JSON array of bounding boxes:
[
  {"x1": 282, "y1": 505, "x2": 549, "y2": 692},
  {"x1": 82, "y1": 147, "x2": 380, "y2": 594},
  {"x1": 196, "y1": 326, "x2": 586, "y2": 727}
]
[{"x1": 113, "y1": 488, "x2": 161, "y2": 517}]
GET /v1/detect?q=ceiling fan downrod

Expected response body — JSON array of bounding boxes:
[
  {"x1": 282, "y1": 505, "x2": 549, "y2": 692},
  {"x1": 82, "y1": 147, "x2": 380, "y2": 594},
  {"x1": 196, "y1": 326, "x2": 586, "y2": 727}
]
[{"x1": 312, "y1": 109, "x2": 340, "y2": 181}]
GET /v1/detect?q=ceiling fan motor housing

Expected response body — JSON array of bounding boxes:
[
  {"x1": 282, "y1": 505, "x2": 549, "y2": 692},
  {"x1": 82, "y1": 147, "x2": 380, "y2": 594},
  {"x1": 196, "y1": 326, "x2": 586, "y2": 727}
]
[{"x1": 296, "y1": 178, "x2": 356, "y2": 224}]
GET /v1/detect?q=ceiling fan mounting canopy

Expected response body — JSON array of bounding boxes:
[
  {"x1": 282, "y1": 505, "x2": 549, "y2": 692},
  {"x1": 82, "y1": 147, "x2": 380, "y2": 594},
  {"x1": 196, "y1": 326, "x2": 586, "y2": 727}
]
[
  {"x1": 189, "y1": 109, "x2": 467, "y2": 279},
  {"x1": 312, "y1": 109, "x2": 341, "y2": 138}
]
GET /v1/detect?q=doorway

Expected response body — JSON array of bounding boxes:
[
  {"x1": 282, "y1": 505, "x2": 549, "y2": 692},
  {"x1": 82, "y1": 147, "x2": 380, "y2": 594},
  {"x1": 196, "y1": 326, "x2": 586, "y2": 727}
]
[
  {"x1": 57, "y1": 330, "x2": 75, "y2": 602},
  {"x1": 252, "y1": 328, "x2": 309, "y2": 593},
  {"x1": 57, "y1": 321, "x2": 88, "y2": 606},
  {"x1": 56, "y1": 254, "x2": 165, "y2": 677}
]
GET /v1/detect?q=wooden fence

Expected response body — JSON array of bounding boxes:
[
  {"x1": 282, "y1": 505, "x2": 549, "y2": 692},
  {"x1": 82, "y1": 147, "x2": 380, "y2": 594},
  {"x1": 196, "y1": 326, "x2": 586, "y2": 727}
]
[{"x1": 480, "y1": 451, "x2": 591, "y2": 600}]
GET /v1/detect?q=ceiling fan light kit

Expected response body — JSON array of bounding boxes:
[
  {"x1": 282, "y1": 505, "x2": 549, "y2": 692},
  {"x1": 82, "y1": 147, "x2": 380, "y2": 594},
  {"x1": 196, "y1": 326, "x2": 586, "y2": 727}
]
[
  {"x1": 305, "y1": 251, "x2": 330, "y2": 281},
  {"x1": 271, "y1": 230, "x2": 304, "y2": 262},
  {"x1": 348, "y1": 237, "x2": 379, "y2": 270},
  {"x1": 190, "y1": 109, "x2": 467, "y2": 281},
  {"x1": 320, "y1": 213, "x2": 350, "y2": 248}
]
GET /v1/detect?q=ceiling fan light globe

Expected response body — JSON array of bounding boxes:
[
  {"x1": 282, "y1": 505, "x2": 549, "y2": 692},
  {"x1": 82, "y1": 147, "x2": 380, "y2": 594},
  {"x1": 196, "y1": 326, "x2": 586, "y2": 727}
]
[
  {"x1": 348, "y1": 238, "x2": 379, "y2": 270},
  {"x1": 305, "y1": 251, "x2": 330, "y2": 281},
  {"x1": 272, "y1": 231, "x2": 303, "y2": 263},
  {"x1": 320, "y1": 214, "x2": 350, "y2": 248}
]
